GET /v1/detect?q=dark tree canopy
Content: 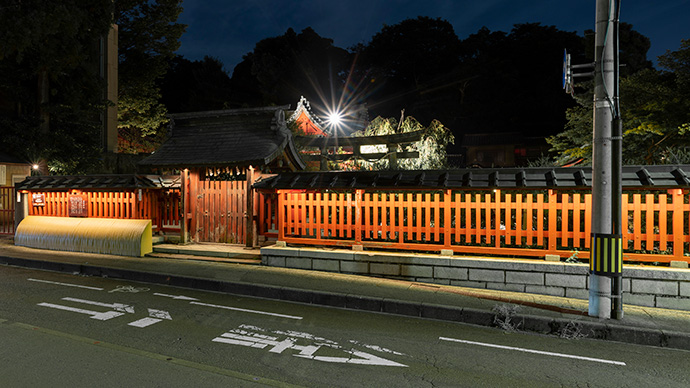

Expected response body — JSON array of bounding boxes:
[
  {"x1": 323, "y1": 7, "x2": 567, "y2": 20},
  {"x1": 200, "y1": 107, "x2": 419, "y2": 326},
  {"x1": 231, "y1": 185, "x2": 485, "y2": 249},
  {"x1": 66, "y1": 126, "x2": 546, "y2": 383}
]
[
  {"x1": 583, "y1": 22, "x2": 653, "y2": 76},
  {"x1": 354, "y1": 16, "x2": 463, "y2": 130},
  {"x1": 0, "y1": 0, "x2": 186, "y2": 170},
  {"x1": 159, "y1": 56, "x2": 233, "y2": 113},
  {"x1": 228, "y1": 27, "x2": 351, "y2": 108},
  {"x1": 0, "y1": 0, "x2": 114, "y2": 173},
  {"x1": 456, "y1": 23, "x2": 585, "y2": 141},
  {"x1": 218, "y1": 18, "x2": 658, "y2": 163}
]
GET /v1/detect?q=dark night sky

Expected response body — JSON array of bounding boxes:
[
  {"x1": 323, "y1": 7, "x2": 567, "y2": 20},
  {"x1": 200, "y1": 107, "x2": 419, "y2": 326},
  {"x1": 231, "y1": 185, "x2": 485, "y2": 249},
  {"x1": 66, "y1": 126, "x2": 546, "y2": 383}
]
[{"x1": 176, "y1": 0, "x2": 689, "y2": 75}]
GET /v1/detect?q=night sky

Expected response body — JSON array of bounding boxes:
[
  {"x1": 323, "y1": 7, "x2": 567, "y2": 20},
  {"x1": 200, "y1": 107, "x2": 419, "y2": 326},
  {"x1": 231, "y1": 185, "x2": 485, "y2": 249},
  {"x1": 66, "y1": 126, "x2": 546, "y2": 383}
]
[{"x1": 176, "y1": 0, "x2": 689, "y2": 75}]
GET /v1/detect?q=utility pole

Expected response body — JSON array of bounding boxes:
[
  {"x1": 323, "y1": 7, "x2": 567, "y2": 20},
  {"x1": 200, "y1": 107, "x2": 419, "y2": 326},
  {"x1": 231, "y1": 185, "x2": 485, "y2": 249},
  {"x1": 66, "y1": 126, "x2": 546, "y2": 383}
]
[{"x1": 590, "y1": 0, "x2": 623, "y2": 319}]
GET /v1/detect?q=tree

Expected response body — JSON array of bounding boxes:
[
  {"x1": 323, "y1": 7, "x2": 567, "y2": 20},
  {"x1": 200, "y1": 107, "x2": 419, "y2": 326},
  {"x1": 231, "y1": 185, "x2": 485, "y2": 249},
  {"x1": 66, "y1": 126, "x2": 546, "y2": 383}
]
[
  {"x1": 159, "y1": 55, "x2": 233, "y2": 113},
  {"x1": 548, "y1": 39, "x2": 690, "y2": 165},
  {"x1": 0, "y1": 0, "x2": 187, "y2": 168},
  {"x1": 583, "y1": 23, "x2": 654, "y2": 77},
  {"x1": 456, "y1": 23, "x2": 585, "y2": 139},
  {"x1": 0, "y1": 0, "x2": 114, "y2": 173},
  {"x1": 341, "y1": 115, "x2": 454, "y2": 171},
  {"x1": 355, "y1": 17, "x2": 463, "y2": 130},
  {"x1": 115, "y1": 0, "x2": 185, "y2": 152},
  {"x1": 228, "y1": 27, "x2": 351, "y2": 108}
]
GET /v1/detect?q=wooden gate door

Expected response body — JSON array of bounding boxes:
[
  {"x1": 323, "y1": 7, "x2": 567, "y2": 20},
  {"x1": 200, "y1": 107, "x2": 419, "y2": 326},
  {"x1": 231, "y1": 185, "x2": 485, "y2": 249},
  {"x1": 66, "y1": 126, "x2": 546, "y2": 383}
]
[
  {"x1": 0, "y1": 186, "x2": 15, "y2": 235},
  {"x1": 193, "y1": 179, "x2": 247, "y2": 244}
]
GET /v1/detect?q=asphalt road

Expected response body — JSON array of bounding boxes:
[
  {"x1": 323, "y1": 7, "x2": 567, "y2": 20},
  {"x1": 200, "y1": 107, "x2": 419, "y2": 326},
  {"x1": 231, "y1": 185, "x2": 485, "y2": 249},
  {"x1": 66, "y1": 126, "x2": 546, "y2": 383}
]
[{"x1": 1, "y1": 265, "x2": 688, "y2": 387}]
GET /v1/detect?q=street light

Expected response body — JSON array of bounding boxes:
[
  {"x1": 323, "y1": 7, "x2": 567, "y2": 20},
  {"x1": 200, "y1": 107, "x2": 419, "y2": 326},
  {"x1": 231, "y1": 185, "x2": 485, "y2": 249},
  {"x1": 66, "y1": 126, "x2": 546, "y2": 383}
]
[{"x1": 327, "y1": 110, "x2": 343, "y2": 129}]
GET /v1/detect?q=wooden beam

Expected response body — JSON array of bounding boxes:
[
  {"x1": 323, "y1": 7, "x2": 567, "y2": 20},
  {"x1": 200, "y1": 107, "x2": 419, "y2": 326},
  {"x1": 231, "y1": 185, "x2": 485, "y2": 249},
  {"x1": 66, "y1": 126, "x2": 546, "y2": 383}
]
[{"x1": 301, "y1": 151, "x2": 420, "y2": 162}]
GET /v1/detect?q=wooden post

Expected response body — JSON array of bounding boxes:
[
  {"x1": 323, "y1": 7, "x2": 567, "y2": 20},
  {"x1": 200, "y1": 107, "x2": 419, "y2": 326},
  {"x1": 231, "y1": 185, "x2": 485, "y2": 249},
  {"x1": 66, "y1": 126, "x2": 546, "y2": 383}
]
[
  {"x1": 388, "y1": 143, "x2": 397, "y2": 169},
  {"x1": 444, "y1": 189, "x2": 452, "y2": 249},
  {"x1": 189, "y1": 169, "x2": 199, "y2": 242},
  {"x1": 246, "y1": 166, "x2": 255, "y2": 247},
  {"x1": 548, "y1": 189, "x2": 558, "y2": 252},
  {"x1": 181, "y1": 169, "x2": 188, "y2": 243},
  {"x1": 320, "y1": 146, "x2": 328, "y2": 171},
  {"x1": 494, "y1": 189, "x2": 501, "y2": 248},
  {"x1": 277, "y1": 190, "x2": 285, "y2": 242},
  {"x1": 672, "y1": 189, "x2": 684, "y2": 259},
  {"x1": 355, "y1": 189, "x2": 363, "y2": 244}
]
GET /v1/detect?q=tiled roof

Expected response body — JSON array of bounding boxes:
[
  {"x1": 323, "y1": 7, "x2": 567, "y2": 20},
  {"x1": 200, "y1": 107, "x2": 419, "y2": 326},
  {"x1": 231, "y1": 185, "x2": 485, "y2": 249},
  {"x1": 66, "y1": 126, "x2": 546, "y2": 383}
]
[
  {"x1": 287, "y1": 96, "x2": 330, "y2": 136},
  {"x1": 16, "y1": 175, "x2": 179, "y2": 191},
  {"x1": 139, "y1": 106, "x2": 304, "y2": 169},
  {"x1": 253, "y1": 165, "x2": 690, "y2": 190}
]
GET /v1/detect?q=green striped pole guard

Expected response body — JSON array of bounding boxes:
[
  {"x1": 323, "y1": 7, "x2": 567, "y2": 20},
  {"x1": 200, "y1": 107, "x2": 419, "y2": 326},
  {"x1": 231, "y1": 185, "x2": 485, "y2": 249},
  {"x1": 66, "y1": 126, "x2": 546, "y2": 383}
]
[{"x1": 590, "y1": 233, "x2": 623, "y2": 276}]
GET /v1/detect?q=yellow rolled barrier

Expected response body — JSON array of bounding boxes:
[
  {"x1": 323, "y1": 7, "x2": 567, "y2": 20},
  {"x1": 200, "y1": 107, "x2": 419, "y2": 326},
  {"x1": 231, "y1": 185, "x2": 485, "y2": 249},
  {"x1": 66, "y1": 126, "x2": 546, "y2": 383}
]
[{"x1": 15, "y1": 216, "x2": 153, "y2": 257}]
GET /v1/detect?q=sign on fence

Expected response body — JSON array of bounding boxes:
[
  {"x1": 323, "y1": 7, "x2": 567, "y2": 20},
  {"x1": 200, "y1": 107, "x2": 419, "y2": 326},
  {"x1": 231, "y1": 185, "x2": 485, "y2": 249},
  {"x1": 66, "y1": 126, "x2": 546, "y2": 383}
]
[
  {"x1": 68, "y1": 194, "x2": 88, "y2": 217},
  {"x1": 32, "y1": 193, "x2": 45, "y2": 207}
]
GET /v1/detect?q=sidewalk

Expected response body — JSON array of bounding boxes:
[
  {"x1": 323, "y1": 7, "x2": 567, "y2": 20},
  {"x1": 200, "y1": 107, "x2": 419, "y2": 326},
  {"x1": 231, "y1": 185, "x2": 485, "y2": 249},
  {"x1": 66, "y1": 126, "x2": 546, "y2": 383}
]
[{"x1": 1, "y1": 237, "x2": 689, "y2": 351}]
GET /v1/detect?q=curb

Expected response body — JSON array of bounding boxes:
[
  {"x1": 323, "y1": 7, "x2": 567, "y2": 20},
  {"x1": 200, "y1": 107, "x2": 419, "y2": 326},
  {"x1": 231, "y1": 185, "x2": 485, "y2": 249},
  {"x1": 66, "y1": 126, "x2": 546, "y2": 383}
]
[{"x1": 2, "y1": 255, "x2": 689, "y2": 351}]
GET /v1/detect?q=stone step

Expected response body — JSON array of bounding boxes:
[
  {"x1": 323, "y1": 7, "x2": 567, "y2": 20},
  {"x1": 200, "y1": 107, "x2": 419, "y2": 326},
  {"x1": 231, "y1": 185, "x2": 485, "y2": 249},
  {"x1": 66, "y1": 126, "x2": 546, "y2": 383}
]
[{"x1": 146, "y1": 251, "x2": 261, "y2": 265}]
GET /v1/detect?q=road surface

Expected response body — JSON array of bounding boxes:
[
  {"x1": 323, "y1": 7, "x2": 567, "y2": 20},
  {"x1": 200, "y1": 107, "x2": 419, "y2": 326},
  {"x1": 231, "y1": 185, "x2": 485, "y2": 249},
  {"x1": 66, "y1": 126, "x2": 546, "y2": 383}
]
[{"x1": 1, "y1": 265, "x2": 687, "y2": 387}]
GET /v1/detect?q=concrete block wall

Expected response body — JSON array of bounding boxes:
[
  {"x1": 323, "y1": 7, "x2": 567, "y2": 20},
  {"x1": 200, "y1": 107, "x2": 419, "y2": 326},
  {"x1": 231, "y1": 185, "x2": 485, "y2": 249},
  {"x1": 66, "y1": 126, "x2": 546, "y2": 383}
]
[{"x1": 261, "y1": 246, "x2": 690, "y2": 311}]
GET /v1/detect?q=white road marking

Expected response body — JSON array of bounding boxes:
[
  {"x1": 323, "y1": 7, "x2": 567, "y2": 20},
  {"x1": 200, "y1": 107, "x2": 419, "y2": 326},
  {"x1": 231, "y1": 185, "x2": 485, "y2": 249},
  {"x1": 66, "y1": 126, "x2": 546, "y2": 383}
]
[
  {"x1": 129, "y1": 308, "x2": 172, "y2": 327},
  {"x1": 190, "y1": 301, "x2": 303, "y2": 320},
  {"x1": 213, "y1": 326, "x2": 407, "y2": 367},
  {"x1": 348, "y1": 340, "x2": 406, "y2": 356},
  {"x1": 38, "y1": 297, "x2": 171, "y2": 328},
  {"x1": 294, "y1": 349, "x2": 407, "y2": 366},
  {"x1": 128, "y1": 317, "x2": 163, "y2": 328},
  {"x1": 109, "y1": 285, "x2": 149, "y2": 293},
  {"x1": 153, "y1": 292, "x2": 199, "y2": 301},
  {"x1": 28, "y1": 278, "x2": 103, "y2": 291},
  {"x1": 147, "y1": 308, "x2": 172, "y2": 320},
  {"x1": 37, "y1": 302, "x2": 124, "y2": 321},
  {"x1": 61, "y1": 297, "x2": 135, "y2": 314},
  {"x1": 439, "y1": 337, "x2": 626, "y2": 366}
]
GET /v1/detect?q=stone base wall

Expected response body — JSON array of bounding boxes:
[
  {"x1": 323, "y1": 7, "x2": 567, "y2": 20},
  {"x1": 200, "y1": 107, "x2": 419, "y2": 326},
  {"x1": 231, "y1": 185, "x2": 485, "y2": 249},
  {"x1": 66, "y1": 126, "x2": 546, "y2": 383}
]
[{"x1": 261, "y1": 246, "x2": 690, "y2": 311}]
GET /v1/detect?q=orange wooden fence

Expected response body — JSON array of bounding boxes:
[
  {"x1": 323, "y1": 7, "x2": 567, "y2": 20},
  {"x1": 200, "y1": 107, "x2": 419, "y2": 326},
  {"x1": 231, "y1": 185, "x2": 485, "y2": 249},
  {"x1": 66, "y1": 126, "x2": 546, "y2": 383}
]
[
  {"x1": 27, "y1": 189, "x2": 181, "y2": 233},
  {"x1": 265, "y1": 188, "x2": 690, "y2": 263},
  {"x1": 0, "y1": 186, "x2": 15, "y2": 235},
  {"x1": 159, "y1": 189, "x2": 182, "y2": 232},
  {"x1": 258, "y1": 191, "x2": 279, "y2": 238}
]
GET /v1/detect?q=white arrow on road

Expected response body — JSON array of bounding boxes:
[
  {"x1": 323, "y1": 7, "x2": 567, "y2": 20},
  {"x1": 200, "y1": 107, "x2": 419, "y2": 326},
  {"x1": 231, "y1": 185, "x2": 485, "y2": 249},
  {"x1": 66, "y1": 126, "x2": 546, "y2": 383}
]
[
  {"x1": 61, "y1": 297, "x2": 135, "y2": 314},
  {"x1": 38, "y1": 298, "x2": 171, "y2": 328},
  {"x1": 294, "y1": 349, "x2": 408, "y2": 367},
  {"x1": 213, "y1": 327, "x2": 407, "y2": 367},
  {"x1": 37, "y1": 302, "x2": 124, "y2": 321},
  {"x1": 153, "y1": 292, "x2": 199, "y2": 301}
]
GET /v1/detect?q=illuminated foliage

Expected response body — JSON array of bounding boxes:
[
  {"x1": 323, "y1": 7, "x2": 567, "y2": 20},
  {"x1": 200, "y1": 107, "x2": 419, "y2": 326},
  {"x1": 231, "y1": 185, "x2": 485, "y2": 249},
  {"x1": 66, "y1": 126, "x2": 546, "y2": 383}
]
[
  {"x1": 115, "y1": 0, "x2": 186, "y2": 152},
  {"x1": 343, "y1": 115, "x2": 454, "y2": 170}
]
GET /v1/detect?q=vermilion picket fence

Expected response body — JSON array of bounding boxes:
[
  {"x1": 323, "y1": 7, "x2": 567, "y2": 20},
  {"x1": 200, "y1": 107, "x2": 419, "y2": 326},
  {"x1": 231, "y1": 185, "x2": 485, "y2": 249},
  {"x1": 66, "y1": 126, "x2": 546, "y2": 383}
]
[
  {"x1": 264, "y1": 188, "x2": 689, "y2": 263},
  {"x1": 27, "y1": 189, "x2": 181, "y2": 233}
]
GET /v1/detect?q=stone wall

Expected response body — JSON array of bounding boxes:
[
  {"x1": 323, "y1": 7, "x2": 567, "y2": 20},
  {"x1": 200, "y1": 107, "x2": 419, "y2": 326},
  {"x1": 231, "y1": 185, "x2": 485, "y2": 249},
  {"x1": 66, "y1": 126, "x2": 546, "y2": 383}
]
[{"x1": 261, "y1": 246, "x2": 690, "y2": 311}]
